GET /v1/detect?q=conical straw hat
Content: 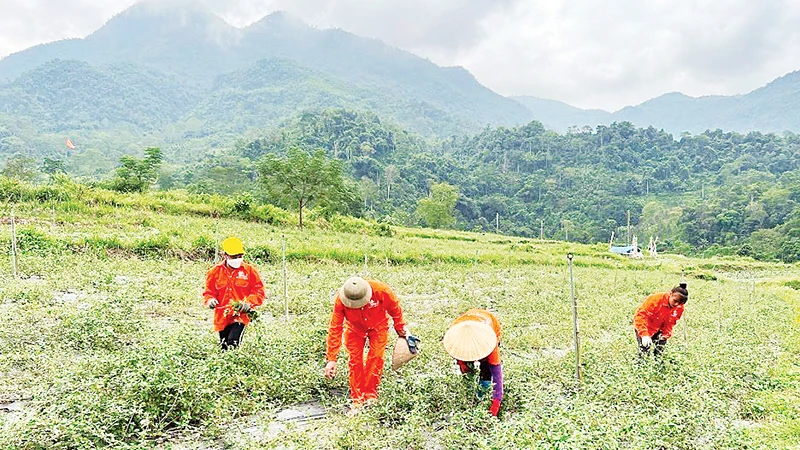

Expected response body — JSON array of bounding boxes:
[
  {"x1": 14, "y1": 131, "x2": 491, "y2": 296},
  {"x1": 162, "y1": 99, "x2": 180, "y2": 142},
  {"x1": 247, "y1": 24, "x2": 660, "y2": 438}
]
[
  {"x1": 391, "y1": 337, "x2": 418, "y2": 371},
  {"x1": 442, "y1": 321, "x2": 497, "y2": 361}
]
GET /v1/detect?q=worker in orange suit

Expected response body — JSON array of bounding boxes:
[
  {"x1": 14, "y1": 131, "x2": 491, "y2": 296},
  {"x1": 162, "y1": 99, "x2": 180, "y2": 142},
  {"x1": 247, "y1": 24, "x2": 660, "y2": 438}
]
[
  {"x1": 443, "y1": 308, "x2": 504, "y2": 417},
  {"x1": 633, "y1": 283, "x2": 689, "y2": 356},
  {"x1": 324, "y1": 276, "x2": 416, "y2": 414},
  {"x1": 202, "y1": 237, "x2": 266, "y2": 350}
]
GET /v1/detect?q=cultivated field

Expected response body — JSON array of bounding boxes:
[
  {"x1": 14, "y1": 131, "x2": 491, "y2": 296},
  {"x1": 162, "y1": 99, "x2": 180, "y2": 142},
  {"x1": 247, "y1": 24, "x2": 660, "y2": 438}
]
[{"x1": 2, "y1": 190, "x2": 800, "y2": 449}]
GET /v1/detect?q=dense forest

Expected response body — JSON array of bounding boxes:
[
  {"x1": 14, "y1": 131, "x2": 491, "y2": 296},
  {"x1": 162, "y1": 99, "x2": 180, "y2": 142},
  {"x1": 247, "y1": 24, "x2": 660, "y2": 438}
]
[
  {"x1": 4, "y1": 106, "x2": 800, "y2": 262},
  {"x1": 138, "y1": 109, "x2": 798, "y2": 263}
]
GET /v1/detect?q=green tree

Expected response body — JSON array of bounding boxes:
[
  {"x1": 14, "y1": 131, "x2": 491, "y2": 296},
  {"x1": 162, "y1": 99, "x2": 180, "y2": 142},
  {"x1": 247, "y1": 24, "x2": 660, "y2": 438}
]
[
  {"x1": 41, "y1": 158, "x2": 66, "y2": 176},
  {"x1": 1, "y1": 154, "x2": 38, "y2": 182},
  {"x1": 384, "y1": 164, "x2": 399, "y2": 201},
  {"x1": 258, "y1": 148, "x2": 351, "y2": 227},
  {"x1": 110, "y1": 147, "x2": 163, "y2": 193},
  {"x1": 415, "y1": 182, "x2": 459, "y2": 229}
]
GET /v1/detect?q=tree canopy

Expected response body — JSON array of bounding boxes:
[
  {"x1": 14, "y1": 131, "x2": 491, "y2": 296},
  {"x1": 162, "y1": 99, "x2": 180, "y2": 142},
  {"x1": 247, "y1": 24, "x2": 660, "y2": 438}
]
[{"x1": 257, "y1": 147, "x2": 354, "y2": 226}]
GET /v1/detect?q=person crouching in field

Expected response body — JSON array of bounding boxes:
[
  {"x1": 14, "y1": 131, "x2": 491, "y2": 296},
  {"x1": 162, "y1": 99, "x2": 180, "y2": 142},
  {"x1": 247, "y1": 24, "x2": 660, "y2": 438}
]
[
  {"x1": 324, "y1": 276, "x2": 415, "y2": 415},
  {"x1": 202, "y1": 237, "x2": 265, "y2": 350},
  {"x1": 443, "y1": 308, "x2": 504, "y2": 417},
  {"x1": 633, "y1": 283, "x2": 689, "y2": 356}
]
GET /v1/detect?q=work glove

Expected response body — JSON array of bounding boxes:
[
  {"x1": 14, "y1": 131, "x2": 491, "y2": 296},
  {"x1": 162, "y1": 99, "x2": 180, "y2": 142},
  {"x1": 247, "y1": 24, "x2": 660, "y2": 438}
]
[
  {"x1": 490, "y1": 398, "x2": 501, "y2": 417},
  {"x1": 406, "y1": 335, "x2": 421, "y2": 354},
  {"x1": 238, "y1": 302, "x2": 251, "y2": 313},
  {"x1": 457, "y1": 360, "x2": 472, "y2": 374},
  {"x1": 640, "y1": 335, "x2": 652, "y2": 348},
  {"x1": 477, "y1": 380, "x2": 491, "y2": 399},
  {"x1": 207, "y1": 298, "x2": 218, "y2": 309},
  {"x1": 324, "y1": 361, "x2": 337, "y2": 379}
]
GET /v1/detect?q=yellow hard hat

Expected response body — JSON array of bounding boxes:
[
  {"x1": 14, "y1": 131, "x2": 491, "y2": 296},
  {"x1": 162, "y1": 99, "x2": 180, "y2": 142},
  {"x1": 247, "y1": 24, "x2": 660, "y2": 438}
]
[{"x1": 221, "y1": 237, "x2": 245, "y2": 255}]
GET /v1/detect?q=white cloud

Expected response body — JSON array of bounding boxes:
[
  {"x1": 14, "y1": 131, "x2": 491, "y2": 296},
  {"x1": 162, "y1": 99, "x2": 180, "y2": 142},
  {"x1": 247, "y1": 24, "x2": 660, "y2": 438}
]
[
  {"x1": 458, "y1": 0, "x2": 800, "y2": 110},
  {"x1": 2, "y1": 0, "x2": 800, "y2": 111},
  {"x1": 0, "y1": 0, "x2": 137, "y2": 56}
]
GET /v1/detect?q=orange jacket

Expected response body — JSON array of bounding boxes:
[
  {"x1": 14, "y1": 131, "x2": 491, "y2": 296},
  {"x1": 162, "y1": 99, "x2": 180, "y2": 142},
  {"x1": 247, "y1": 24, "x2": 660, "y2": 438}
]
[
  {"x1": 326, "y1": 280, "x2": 407, "y2": 362},
  {"x1": 452, "y1": 308, "x2": 502, "y2": 365},
  {"x1": 633, "y1": 292, "x2": 684, "y2": 339},
  {"x1": 203, "y1": 261, "x2": 265, "y2": 331}
]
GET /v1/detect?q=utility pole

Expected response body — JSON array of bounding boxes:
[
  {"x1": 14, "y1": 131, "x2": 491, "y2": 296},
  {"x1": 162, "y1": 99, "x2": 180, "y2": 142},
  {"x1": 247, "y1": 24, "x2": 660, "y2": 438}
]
[{"x1": 495, "y1": 213, "x2": 499, "y2": 233}]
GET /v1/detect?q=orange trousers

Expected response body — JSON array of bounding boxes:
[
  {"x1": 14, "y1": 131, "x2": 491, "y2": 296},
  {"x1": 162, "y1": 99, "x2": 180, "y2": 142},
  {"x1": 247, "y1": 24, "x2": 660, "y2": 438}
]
[{"x1": 344, "y1": 326, "x2": 389, "y2": 401}]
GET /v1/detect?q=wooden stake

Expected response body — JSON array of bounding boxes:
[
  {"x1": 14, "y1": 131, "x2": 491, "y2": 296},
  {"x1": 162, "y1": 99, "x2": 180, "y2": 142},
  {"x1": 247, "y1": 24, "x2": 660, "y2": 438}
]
[
  {"x1": 683, "y1": 308, "x2": 688, "y2": 342},
  {"x1": 363, "y1": 235, "x2": 369, "y2": 277},
  {"x1": 11, "y1": 208, "x2": 18, "y2": 279},
  {"x1": 567, "y1": 253, "x2": 581, "y2": 385},
  {"x1": 214, "y1": 219, "x2": 220, "y2": 262},
  {"x1": 681, "y1": 269, "x2": 687, "y2": 341},
  {"x1": 282, "y1": 234, "x2": 288, "y2": 320}
]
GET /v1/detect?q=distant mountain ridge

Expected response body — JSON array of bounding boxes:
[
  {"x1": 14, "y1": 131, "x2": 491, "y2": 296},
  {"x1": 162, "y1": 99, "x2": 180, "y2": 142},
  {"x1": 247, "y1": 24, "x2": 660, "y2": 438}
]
[
  {"x1": 514, "y1": 70, "x2": 800, "y2": 135},
  {"x1": 0, "y1": 2, "x2": 532, "y2": 137},
  {"x1": 1, "y1": 0, "x2": 800, "y2": 143}
]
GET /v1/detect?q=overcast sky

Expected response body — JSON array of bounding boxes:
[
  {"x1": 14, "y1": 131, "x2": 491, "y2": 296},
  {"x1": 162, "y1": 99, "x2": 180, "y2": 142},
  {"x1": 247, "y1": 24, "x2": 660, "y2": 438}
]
[{"x1": 2, "y1": 0, "x2": 799, "y2": 112}]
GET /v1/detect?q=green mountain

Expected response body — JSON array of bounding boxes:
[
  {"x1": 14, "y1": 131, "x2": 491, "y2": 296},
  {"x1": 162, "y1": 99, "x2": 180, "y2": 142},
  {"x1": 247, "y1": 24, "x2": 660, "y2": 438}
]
[
  {"x1": 0, "y1": 2, "x2": 239, "y2": 84},
  {"x1": 0, "y1": 60, "x2": 198, "y2": 132},
  {"x1": 613, "y1": 72, "x2": 800, "y2": 134},
  {"x1": 0, "y1": 2, "x2": 533, "y2": 137},
  {"x1": 190, "y1": 58, "x2": 469, "y2": 136},
  {"x1": 517, "y1": 71, "x2": 800, "y2": 135}
]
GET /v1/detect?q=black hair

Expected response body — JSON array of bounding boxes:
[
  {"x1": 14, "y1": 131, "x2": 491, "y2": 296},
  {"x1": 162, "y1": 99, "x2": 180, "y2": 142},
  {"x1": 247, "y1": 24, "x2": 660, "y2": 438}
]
[{"x1": 671, "y1": 283, "x2": 689, "y2": 303}]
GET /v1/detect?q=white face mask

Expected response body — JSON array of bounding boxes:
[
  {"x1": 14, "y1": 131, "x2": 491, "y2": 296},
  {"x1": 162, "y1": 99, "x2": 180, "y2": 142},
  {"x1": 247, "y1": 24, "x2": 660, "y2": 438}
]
[{"x1": 227, "y1": 258, "x2": 243, "y2": 269}]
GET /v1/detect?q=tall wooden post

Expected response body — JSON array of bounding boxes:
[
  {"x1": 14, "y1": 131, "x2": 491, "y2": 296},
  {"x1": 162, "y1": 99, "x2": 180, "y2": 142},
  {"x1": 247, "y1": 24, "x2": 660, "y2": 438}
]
[
  {"x1": 10, "y1": 208, "x2": 18, "y2": 279},
  {"x1": 567, "y1": 253, "x2": 581, "y2": 385},
  {"x1": 282, "y1": 234, "x2": 288, "y2": 320}
]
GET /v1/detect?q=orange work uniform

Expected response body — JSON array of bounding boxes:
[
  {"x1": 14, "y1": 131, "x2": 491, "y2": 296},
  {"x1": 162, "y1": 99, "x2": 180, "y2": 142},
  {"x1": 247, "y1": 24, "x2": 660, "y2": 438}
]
[
  {"x1": 633, "y1": 292, "x2": 684, "y2": 339},
  {"x1": 203, "y1": 261, "x2": 265, "y2": 331},
  {"x1": 326, "y1": 280, "x2": 407, "y2": 401},
  {"x1": 452, "y1": 308, "x2": 502, "y2": 364}
]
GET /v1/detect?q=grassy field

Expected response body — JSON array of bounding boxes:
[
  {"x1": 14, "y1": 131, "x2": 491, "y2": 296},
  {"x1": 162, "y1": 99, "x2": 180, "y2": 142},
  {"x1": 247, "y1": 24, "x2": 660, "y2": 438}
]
[{"x1": 2, "y1": 188, "x2": 800, "y2": 449}]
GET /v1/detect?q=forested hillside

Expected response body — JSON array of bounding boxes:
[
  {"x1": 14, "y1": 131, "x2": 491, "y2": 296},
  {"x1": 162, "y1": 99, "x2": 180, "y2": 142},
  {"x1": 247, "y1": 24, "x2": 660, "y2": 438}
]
[
  {"x1": 0, "y1": 60, "x2": 198, "y2": 131},
  {"x1": 168, "y1": 109, "x2": 800, "y2": 263},
  {"x1": 0, "y1": 2, "x2": 532, "y2": 139}
]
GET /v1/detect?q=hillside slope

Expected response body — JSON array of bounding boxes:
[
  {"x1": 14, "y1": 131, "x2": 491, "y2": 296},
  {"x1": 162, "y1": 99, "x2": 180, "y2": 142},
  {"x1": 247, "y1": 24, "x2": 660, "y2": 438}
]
[{"x1": 0, "y1": 3, "x2": 534, "y2": 136}]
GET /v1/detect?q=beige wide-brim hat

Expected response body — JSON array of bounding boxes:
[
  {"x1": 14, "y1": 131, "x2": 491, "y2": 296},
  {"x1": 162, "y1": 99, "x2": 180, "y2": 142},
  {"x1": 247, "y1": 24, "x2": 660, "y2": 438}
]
[
  {"x1": 442, "y1": 321, "x2": 497, "y2": 361},
  {"x1": 391, "y1": 337, "x2": 418, "y2": 371},
  {"x1": 339, "y1": 276, "x2": 372, "y2": 309}
]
